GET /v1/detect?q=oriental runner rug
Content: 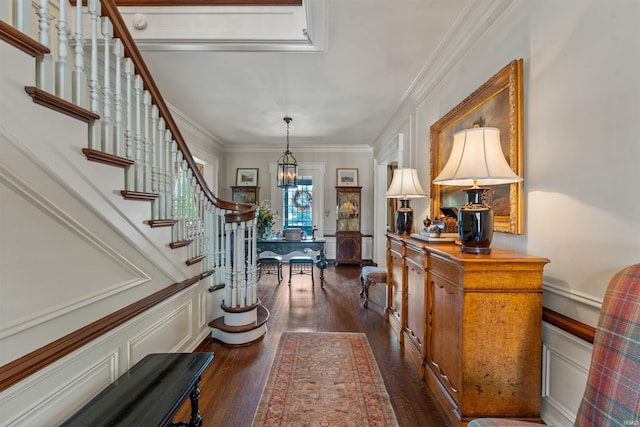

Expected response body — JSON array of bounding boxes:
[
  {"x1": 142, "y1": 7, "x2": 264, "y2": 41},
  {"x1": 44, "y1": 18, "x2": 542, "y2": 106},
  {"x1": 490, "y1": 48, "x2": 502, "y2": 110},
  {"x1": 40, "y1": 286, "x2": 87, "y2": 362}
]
[{"x1": 252, "y1": 332, "x2": 399, "y2": 427}]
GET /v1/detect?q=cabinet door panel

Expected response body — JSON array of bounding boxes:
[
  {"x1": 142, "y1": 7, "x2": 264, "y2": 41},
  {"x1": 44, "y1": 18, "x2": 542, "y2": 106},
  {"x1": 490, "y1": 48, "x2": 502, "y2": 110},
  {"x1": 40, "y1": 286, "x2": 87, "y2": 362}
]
[
  {"x1": 336, "y1": 232, "x2": 362, "y2": 264},
  {"x1": 389, "y1": 251, "x2": 403, "y2": 325},
  {"x1": 428, "y1": 273, "x2": 461, "y2": 403},
  {"x1": 406, "y1": 261, "x2": 425, "y2": 356}
]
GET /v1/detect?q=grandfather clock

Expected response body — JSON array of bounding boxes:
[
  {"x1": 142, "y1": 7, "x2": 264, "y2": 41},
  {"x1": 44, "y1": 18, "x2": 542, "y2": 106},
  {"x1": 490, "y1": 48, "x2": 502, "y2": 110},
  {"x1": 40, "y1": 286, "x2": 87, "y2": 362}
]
[{"x1": 335, "y1": 186, "x2": 362, "y2": 265}]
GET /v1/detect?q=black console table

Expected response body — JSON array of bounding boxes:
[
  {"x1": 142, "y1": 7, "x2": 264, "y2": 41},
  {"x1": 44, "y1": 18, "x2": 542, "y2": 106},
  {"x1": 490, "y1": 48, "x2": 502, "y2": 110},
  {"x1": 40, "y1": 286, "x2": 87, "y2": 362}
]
[{"x1": 60, "y1": 352, "x2": 214, "y2": 427}]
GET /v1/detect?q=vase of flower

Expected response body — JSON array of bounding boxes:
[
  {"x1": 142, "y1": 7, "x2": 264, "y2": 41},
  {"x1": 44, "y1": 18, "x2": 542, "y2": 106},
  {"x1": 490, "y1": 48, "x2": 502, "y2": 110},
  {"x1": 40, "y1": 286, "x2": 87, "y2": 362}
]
[{"x1": 257, "y1": 204, "x2": 275, "y2": 239}]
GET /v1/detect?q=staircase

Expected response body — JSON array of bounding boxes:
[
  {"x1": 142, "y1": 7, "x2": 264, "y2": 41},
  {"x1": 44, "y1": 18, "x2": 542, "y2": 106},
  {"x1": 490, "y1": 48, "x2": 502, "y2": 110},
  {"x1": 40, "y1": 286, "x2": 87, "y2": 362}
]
[{"x1": 0, "y1": 0, "x2": 267, "y2": 401}]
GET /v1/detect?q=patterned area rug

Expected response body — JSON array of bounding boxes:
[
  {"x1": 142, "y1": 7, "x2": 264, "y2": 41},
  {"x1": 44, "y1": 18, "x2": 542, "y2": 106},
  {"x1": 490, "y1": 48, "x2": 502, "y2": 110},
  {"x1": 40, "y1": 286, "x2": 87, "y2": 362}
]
[{"x1": 252, "y1": 332, "x2": 399, "y2": 427}]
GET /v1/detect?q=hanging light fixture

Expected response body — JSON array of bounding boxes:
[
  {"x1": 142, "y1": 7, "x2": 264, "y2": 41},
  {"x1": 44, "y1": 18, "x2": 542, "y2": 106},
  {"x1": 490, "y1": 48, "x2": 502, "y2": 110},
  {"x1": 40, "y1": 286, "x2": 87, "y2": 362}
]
[{"x1": 277, "y1": 116, "x2": 298, "y2": 188}]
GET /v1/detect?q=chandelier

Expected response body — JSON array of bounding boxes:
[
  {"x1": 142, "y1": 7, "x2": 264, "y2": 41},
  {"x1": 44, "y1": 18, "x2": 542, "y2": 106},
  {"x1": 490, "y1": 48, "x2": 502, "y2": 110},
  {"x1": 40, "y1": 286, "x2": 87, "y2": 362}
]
[{"x1": 277, "y1": 116, "x2": 298, "y2": 188}]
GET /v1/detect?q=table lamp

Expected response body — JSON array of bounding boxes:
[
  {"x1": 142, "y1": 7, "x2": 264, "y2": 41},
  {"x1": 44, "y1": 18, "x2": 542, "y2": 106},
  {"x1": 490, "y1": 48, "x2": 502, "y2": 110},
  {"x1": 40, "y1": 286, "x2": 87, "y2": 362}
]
[
  {"x1": 433, "y1": 127, "x2": 522, "y2": 254},
  {"x1": 385, "y1": 168, "x2": 428, "y2": 235}
]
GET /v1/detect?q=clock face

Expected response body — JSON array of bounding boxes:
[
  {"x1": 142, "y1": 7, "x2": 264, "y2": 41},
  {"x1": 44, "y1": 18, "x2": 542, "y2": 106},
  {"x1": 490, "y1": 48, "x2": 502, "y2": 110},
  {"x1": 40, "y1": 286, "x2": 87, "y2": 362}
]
[{"x1": 293, "y1": 190, "x2": 312, "y2": 209}]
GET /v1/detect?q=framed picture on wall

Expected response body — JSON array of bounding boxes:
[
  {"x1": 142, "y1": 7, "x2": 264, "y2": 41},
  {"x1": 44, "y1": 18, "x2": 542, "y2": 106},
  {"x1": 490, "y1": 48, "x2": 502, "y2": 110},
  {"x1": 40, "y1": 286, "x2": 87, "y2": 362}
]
[
  {"x1": 430, "y1": 59, "x2": 524, "y2": 234},
  {"x1": 231, "y1": 186, "x2": 259, "y2": 204},
  {"x1": 236, "y1": 168, "x2": 258, "y2": 186},
  {"x1": 336, "y1": 168, "x2": 359, "y2": 187}
]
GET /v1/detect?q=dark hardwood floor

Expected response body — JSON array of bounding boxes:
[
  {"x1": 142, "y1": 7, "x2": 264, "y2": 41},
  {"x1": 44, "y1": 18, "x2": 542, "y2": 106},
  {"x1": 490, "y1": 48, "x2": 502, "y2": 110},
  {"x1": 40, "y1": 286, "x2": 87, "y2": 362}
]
[{"x1": 177, "y1": 264, "x2": 447, "y2": 426}]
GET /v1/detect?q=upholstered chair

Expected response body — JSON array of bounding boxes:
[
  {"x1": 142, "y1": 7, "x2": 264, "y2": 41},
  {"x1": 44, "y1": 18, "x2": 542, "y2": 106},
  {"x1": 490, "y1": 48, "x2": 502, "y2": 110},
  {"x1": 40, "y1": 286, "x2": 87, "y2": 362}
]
[{"x1": 468, "y1": 263, "x2": 640, "y2": 427}]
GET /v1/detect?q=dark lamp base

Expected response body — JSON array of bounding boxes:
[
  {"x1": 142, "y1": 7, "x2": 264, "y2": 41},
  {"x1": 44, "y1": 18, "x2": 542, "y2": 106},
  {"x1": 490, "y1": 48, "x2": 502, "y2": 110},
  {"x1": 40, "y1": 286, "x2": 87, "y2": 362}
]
[
  {"x1": 395, "y1": 199, "x2": 413, "y2": 235},
  {"x1": 458, "y1": 188, "x2": 494, "y2": 254},
  {"x1": 460, "y1": 245, "x2": 492, "y2": 255}
]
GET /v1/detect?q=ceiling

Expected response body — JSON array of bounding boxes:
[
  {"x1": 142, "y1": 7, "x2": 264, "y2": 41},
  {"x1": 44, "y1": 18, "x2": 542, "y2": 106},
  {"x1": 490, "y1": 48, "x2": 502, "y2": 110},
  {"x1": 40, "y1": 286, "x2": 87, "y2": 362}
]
[{"x1": 118, "y1": 0, "x2": 499, "y2": 151}]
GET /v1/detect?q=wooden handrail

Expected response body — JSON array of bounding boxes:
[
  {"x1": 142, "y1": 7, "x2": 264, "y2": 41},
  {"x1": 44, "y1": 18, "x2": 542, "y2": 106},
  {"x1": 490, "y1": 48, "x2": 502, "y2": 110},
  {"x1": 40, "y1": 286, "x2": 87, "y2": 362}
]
[
  {"x1": 0, "y1": 275, "x2": 201, "y2": 392},
  {"x1": 0, "y1": 20, "x2": 50, "y2": 57},
  {"x1": 99, "y1": 0, "x2": 257, "y2": 224}
]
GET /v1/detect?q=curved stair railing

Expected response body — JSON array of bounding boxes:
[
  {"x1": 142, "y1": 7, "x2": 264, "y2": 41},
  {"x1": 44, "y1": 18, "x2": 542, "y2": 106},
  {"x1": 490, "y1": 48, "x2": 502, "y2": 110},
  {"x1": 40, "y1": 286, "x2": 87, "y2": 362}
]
[{"x1": 1, "y1": 0, "x2": 266, "y2": 349}]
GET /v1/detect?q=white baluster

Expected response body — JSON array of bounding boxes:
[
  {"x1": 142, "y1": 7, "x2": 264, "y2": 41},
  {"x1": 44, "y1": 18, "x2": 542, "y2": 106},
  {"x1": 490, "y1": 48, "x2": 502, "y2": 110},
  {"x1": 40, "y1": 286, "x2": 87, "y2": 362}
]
[
  {"x1": 245, "y1": 218, "x2": 253, "y2": 304},
  {"x1": 238, "y1": 221, "x2": 247, "y2": 306},
  {"x1": 123, "y1": 58, "x2": 134, "y2": 190},
  {"x1": 204, "y1": 201, "x2": 213, "y2": 272},
  {"x1": 87, "y1": 0, "x2": 100, "y2": 150},
  {"x1": 250, "y1": 218, "x2": 257, "y2": 304},
  {"x1": 190, "y1": 185, "x2": 199, "y2": 259},
  {"x1": 113, "y1": 39, "x2": 124, "y2": 157},
  {"x1": 200, "y1": 192, "x2": 207, "y2": 258},
  {"x1": 213, "y1": 205, "x2": 220, "y2": 275},
  {"x1": 232, "y1": 223, "x2": 241, "y2": 307},
  {"x1": 12, "y1": 0, "x2": 33, "y2": 33},
  {"x1": 72, "y1": 0, "x2": 86, "y2": 107},
  {"x1": 172, "y1": 150, "x2": 182, "y2": 242},
  {"x1": 55, "y1": 0, "x2": 70, "y2": 100},
  {"x1": 101, "y1": 17, "x2": 113, "y2": 154},
  {"x1": 36, "y1": 0, "x2": 53, "y2": 91},
  {"x1": 195, "y1": 185, "x2": 203, "y2": 258},
  {"x1": 225, "y1": 222, "x2": 233, "y2": 306},
  {"x1": 213, "y1": 207, "x2": 220, "y2": 269},
  {"x1": 143, "y1": 90, "x2": 152, "y2": 193},
  {"x1": 150, "y1": 106, "x2": 159, "y2": 220},
  {"x1": 134, "y1": 75, "x2": 143, "y2": 191},
  {"x1": 166, "y1": 136, "x2": 176, "y2": 221},
  {"x1": 218, "y1": 208, "x2": 227, "y2": 285},
  {"x1": 160, "y1": 128, "x2": 170, "y2": 219},
  {"x1": 183, "y1": 165, "x2": 192, "y2": 244}
]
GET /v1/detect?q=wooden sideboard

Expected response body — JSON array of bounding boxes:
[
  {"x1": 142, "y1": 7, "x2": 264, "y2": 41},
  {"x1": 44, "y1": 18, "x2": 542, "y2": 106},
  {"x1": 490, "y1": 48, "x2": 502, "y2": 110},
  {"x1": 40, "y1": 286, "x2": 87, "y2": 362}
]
[{"x1": 386, "y1": 234, "x2": 549, "y2": 426}]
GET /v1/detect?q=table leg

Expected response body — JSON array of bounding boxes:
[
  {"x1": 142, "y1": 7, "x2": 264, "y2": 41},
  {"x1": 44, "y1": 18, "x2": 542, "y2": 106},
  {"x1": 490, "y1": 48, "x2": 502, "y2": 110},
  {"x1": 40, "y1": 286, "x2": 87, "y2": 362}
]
[
  {"x1": 188, "y1": 378, "x2": 202, "y2": 427},
  {"x1": 316, "y1": 249, "x2": 327, "y2": 288}
]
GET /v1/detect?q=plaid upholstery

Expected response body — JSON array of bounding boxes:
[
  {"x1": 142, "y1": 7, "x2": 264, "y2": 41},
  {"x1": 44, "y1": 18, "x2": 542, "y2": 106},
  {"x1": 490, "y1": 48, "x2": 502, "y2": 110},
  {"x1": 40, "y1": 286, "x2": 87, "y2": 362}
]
[
  {"x1": 574, "y1": 263, "x2": 640, "y2": 427},
  {"x1": 468, "y1": 264, "x2": 640, "y2": 427}
]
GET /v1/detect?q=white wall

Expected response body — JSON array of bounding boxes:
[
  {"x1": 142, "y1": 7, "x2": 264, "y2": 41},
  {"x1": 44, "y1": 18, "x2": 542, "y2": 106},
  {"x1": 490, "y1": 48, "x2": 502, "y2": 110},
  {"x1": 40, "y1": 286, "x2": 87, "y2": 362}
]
[
  {"x1": 170, "y1": 105, "x2": 224, "y2": 195},
  {"x1": 376, "y1": 0, "x2": 640, "y2": 325},
  {"x1": 372, "y1": 1, "x2": 640, "y2": 424}
]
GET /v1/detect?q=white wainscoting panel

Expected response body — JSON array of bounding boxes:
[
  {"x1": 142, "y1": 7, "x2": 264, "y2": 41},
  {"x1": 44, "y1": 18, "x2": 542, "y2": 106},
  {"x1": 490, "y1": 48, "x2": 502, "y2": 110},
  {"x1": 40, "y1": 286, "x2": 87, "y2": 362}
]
[
  {"x1": 1, "y1": 351, "x2": 118, "y2": 426},
  {"x1": 361, "y1": 235, "x2": 373, "y2": 262},
  {"x1": 540, "y1": 322, "x2": 593, "y2": 427},
  {"x1": 127, "y1": 300, "x2": 193, "y2": 366},
  {"x1": 0, "y1": 284, "x2": 209, "y2": 426},
  {"x1": 199, "y1": 289, "x2": 207, "y2": 328},
  {"x1": 324, "y1": 236, "x2": 336, "y2": 260}
]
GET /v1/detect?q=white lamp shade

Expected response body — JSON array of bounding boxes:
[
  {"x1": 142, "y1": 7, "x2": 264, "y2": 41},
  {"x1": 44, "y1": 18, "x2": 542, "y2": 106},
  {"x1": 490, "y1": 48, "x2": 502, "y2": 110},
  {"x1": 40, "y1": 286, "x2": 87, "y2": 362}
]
[
  {"x1": 433, "y1": 127, "x2": 523, "y2": 186},
  {"x1": 385, "y1": 168, "x2": 428, "y2": 199}
]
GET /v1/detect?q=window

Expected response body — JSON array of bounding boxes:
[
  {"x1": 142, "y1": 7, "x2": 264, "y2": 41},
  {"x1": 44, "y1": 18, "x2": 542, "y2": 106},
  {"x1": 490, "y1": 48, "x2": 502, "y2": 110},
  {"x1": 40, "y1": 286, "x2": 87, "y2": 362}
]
[{"x1": 283, "y1": 177, "x2": 313, "y2": 235}]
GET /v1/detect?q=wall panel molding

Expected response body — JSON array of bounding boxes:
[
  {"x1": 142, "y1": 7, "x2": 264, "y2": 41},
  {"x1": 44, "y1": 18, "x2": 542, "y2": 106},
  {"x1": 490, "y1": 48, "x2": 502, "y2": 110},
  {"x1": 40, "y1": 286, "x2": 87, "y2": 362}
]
[
  {"x1": 540, "y1": 322, "x2": 592, "y2": 427},
  {"x1": 0, "y1": 276, "x2": 200, "y2": 392},
  {"x1": 0, "y1": 163, "x2": 152, "y2": 339},
  {"x1": 127, "y1": 301, "x2": 193, "y2": 366},
  {"x1": 1, "y1": 352, "x2": 118, "y2": 426}
]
